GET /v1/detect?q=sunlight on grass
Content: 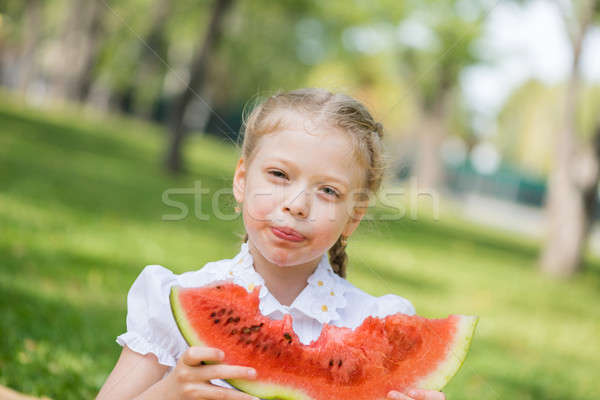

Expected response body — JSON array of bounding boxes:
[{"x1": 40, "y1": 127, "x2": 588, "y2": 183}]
[{"x1": 1, "y1": 100, "x2": 599, "y2": 399}]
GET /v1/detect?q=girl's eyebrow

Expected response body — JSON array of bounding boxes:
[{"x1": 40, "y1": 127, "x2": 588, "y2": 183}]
[{"x1": 267, "y1": 157, "x2": 350, "y2": 188}]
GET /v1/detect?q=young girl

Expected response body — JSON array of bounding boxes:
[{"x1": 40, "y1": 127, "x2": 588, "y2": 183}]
[{"x1": 97, "y1": 88, "x2": 445, "y2": 400}]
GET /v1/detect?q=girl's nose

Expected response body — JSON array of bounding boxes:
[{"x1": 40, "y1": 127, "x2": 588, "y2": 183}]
[{"x1": 283, "y1": 187, "x2": 311, "y2": 218}]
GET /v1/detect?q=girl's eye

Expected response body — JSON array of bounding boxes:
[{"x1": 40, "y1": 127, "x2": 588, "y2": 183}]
[
  {"x1": 269, "y1": 170, "x2": 340, "y2": 198},
  {"x1": 322, "y1": 187, "x2": 341, "y2": 198},
  {"x1": 269, "y1": 170, "x2": 287, "y2": 179}
]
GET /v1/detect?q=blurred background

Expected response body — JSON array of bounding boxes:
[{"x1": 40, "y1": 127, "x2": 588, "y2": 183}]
[{"x1": 1, "y1": 0, "x2": 599, "y2": 399}]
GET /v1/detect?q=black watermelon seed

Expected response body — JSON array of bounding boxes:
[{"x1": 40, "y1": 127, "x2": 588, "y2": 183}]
[
  {"x1": 338, "y1": 360, "x2": 342, "y2": 367},
  {"x1": 210, "y1": 312, "x2": 216, "y2": 318},
  {"x1": 216, "y1": 285, "x2": 222, "y2": 289},
  {"x1": 214, "y1": 319, "x2": 220, "y2": 324},
  {"x1": 283, "y1": 333, "x2": 291, "y2": 341},
  {"x1": 225, "y1": 317, "x2": 234, "y2": 325},
  {"x1": 329, "y1": 359, "x2": 334, "y2": 367},
  {"x1": 233, "y1": 317, "x2": 240, "y2": 323}
]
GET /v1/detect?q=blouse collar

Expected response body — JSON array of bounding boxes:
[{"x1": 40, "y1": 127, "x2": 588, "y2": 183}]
[{"x1": 207, "y1": 242, "x2": 348, "y2": 324}]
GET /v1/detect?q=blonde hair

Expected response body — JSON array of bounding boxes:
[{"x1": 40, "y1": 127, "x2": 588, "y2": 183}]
[{"x1": 237, "y1": 88, "x2": 387, "y2": 278}]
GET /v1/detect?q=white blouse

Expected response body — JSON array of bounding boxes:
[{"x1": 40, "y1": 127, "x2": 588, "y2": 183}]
[{"x1": 116, "y1": 241, "x2": 415, "y2": 390}]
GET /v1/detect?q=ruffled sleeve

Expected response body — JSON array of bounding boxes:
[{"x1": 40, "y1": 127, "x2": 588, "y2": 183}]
[{"x1": 116, "y1": 265, "x2": 189, "y2": 367}]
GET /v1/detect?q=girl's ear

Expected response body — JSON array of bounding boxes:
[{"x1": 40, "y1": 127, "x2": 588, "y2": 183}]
[{"x1": 233, "y1": 157, "x2": 246, "y2": 203}]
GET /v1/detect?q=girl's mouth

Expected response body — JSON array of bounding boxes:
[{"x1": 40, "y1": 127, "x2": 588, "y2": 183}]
[{"x1": 270, "y1": 227, "x2": 305, "y2": 242}]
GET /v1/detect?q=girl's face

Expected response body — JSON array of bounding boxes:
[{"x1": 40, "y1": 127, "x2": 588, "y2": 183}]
[{"x1": 233, "y1": 112, "x2": 368, "y2": 268}]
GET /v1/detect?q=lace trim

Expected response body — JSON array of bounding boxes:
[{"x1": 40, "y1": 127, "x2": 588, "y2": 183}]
[{"x1": 116, "y1": 331, "x2": 177, "y2": 367}]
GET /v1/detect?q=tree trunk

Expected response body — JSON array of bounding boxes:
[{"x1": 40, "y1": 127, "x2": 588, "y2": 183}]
[
  {"x1": 50, "y1": 0, "x2": 86, "y2": 100},
  {"x1": 114, "y1": 0, "x2": 172, "y2": 118},
  {"x1": 539, "y1": 0, "x2": 597, "y2": 277},
  {"x1": 50, "y1": 0, "x2": 105, "y2": 102},
  {"x1": 165, "y1": 0, "x2": 234, "y2": 174},
  {"x1": 16, "y1": 0, "x2": 42, "y2": 95},
  {"x1": 582, "y1": 126, "x2": 600, "y2": 234},
  {"x1": 413, "y1": 94, "x2": 448, "y2": 193},
  {"x1": 541, "y1": 125, "x2": 600, "y2": 277},
  {"x1": 72, "y1": 0, "x2": 106, "y2": 102}
]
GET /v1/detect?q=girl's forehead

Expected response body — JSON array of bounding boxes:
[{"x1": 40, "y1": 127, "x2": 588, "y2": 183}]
[
  {"x1": 258, "y1": 125, "x2": 353, "y2": 156},
  {"x1": 271, "y1": 108, "x2": 338, "y2": 133}
]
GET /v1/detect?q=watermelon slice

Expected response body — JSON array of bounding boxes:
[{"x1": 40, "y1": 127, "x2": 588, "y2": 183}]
[{"x1": 170, "y1": 282, "x2": 478, "y2": 400}]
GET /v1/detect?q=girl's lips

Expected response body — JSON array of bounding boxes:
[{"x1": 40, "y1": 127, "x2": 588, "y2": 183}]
[{"x1": 271, "y1": 227, "x2": 305, "y2": 242}]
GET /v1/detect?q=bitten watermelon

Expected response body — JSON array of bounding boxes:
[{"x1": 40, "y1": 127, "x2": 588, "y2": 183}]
[{"x1": 170, "y1": 282, "x2": 478, "y2": 400}]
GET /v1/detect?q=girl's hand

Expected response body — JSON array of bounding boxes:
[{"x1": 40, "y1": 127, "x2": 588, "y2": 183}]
[
  {"x1": 387, "y1": 389, "x2": 446, "y2": 400},
  {"x1": 165, "y1": 346, "x2": 260, "y2": 400}
]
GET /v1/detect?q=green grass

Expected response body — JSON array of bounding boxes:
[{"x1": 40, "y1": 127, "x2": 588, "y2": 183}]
[{"x1": 1, "y1": 97, "x2": 599, "y2": 399}]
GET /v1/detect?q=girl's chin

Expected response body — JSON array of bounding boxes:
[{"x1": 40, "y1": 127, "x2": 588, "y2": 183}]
[{"x1": 260, "y1": 247, "x2": 308, "y2": 267}]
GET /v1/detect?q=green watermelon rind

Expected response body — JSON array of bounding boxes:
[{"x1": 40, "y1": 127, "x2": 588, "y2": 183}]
[
  {"x1": 416, "y1": 315, "x2": 479, "y2": 391},
  {"x1": 170, "y1": 286, "x2": 312, "y2": 400},
  {"x1": 226, "y1": 378, "x2": 312, "y2": 400},
  {"x1": 170, "y1": 285, "x2": 478, "y2": 399},
  {"x1": 170, "y1": 286, "x2": 206, "y2": 348}
]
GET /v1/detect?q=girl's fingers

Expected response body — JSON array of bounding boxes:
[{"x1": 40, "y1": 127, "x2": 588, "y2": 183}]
[
  {"x1": 195, "y1": 363, "x2": 258, "y2": 382},
  {"x1": 388, "y1": 391, "x2": 414, "y2": 400},
  {"x1": 406, "y1": 389, "x2": 446, "y2": 400},
  {"x1": 182, "y1": 346, "x2": 224, "y2": 366},
  {"x1": 182, "y1": 383, "x2": 259, "y2": 400}
]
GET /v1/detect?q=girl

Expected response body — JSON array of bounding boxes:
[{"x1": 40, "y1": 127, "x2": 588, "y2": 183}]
[{"x1": 97, "y1": 88, "x2": 445, "y2": 400}]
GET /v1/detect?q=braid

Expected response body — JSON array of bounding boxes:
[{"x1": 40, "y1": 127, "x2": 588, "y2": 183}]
[{"x1": 328, "y1": 235, "x2": 348, "y2": 278}]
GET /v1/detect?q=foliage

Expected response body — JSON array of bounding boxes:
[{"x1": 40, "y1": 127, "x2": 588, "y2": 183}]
[
  {"x1": 497, "y1": 80, "x2": 600, "y2": 175},
  {"x1": 394, "y1": 0, "x2": 484, "y2": 112}
]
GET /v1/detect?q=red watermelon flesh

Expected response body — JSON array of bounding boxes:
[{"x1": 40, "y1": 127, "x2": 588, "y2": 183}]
[{"x1": 170, "y1": 282, "x2": 478, "y2": 400}]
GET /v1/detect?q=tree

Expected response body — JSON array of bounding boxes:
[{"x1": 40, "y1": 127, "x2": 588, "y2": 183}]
[
  {"x1": 112, "y1": 0, "x2": 172, "y2": 118},
  {"x1": 51, "y1": 0, "x2": 106, "y2": 102},
  {"x1": 165, "y1": 0, "x2": 235, "y2": 174},
  {"x1": 396, "y1": 3, "x2": 482, "y2": 192},
  {"x1": 14, "y1": 0, "x2": 42, "y2": 95},
  {"x1": 539, "y1": 0, "x2": 600, "y2": 276}
]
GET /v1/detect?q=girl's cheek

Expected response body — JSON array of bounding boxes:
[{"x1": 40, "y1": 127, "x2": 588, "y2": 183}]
[
  {"x1": 313, "y1": 201, "x2": 346, "y2": 225},
  {"x1": 244, "y1": 187, "x2": 279, "y2": 224},
  {"x1": 311, "y1": 205, "x2": 347, "y2": 237},
  {"x1": 244, "y1": 201, "x2": 272, "y2": 226}
]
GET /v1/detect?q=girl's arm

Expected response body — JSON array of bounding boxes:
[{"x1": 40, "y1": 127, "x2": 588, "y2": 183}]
[{"x1": 96, "y1": 346, "x2": 169, "y2": 400}]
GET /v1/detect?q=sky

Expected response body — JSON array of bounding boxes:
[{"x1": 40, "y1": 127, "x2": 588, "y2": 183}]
[{"x1": 461, "y1": 0, "x2": 600, "y2": 124}]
